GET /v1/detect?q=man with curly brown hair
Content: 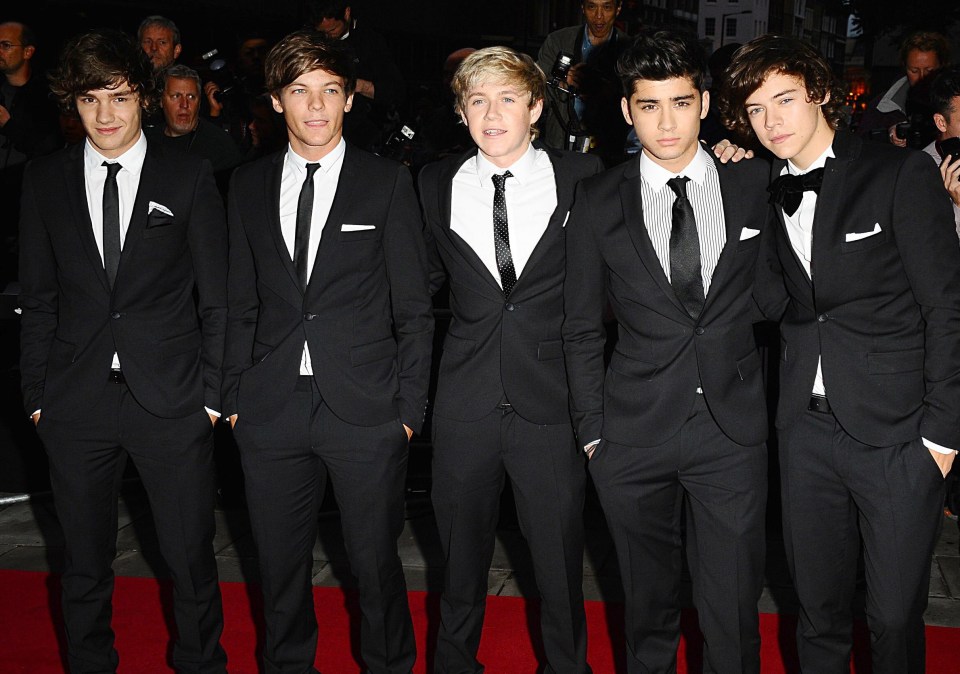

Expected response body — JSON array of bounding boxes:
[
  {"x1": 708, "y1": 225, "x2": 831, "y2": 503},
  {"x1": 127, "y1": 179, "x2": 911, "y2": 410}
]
[
  {"x1": 19, "y1": 28, "x2": 227, "y2": 673},
  {"x1": 725, "y1": 34, "x2": 960, "y2": 674}
]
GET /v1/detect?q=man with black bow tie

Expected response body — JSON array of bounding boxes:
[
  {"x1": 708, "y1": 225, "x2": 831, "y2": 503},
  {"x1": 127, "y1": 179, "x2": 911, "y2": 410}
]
[{"x1": 725, "y1": 36, "x2": 960, "y2": 674}]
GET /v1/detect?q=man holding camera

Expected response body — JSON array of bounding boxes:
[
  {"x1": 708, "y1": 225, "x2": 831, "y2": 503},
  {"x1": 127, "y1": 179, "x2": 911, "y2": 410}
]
[
  {"x1": 925, "y1": 65, "x2": 960, "y2": 236},
  {"x1": 858, "y1": 31, "x2": 949, "y2": 149},
  {"x1": 537, "y1": 0, "x2": 629, "y2": 166}
]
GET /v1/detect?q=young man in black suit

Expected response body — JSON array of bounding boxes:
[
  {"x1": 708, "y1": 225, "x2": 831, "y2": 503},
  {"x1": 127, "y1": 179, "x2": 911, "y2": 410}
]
[
  {"x1": 562, "y1": 31, "x2": 772, "y2": 673},
  {"x1": 19, "y1": 29, "x2": 227, "y2": 673},
  {"x1": 725, "y1": 35, "x2": 960, "y2": 674},
  {"x1": 222, "y1": 31, "x2": 433, "y2": 674},
  {"x1": 418, "y1": 46, "x2": 603, "y2": 674}
]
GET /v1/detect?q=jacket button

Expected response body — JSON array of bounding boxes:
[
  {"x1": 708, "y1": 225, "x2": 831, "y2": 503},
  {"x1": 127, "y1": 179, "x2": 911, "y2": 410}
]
[
  {"x1": 110, "y1": 311, "x2": 121, "y2": 319},
  {"x1": 695, "y1": 327, "x2": 705, "y2": 335},
  {"x1": 303, "y1": 313, "x2": 316, "y2": 321},
  {"x1": 504, "y1": 303, "x2": 515, "y2": 312},
  {"x1": 817, "y1": 313, "x2": 829, "y2": 323}
]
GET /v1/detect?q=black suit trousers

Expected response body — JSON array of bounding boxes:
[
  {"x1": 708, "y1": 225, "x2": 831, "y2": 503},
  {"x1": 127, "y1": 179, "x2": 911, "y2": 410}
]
[
  {"x1": 589, "y1": 395, "x2": 766, "y2": 674},
  {"x1": 235, "y1": 377, "x2": 415, "y2": 674},
  {"x1": 430, "y1": 407, "x2": 590, "y2": 674},
  {"x1": 778, "y1": 409, "x2": 945, "y2": 674},
  {"x1": 38, "y1": 380, "x2": 225, "y2": 674}
]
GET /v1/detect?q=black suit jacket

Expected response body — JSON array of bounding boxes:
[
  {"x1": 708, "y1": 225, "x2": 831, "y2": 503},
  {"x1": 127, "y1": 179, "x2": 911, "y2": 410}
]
[
  {"x1": 563, "y1": 150, "x2": 771, "y2": 448},
  {"x1": 222, "y1": 144, "x2": 433, "y2": 432},
  {"x1": 419, "y1": 145, "x2": 603, "y2": 424},
  {"x1": 19, "y1": 141, "x2": 227, "y2": 419},
  {"x1": 755, "y1": 130, "x2": 960, "y2": 448}
]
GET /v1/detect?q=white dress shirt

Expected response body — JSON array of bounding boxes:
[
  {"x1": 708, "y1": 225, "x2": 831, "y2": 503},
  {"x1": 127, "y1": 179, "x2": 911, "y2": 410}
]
[
  {"x1": 639, "y1": 144, "x2": 727, "y2": 296},
  {"x1": 451, "y1": 143, "x2": 558, "y2": 287},
  {"x1": 780, "y1": 145, "x2": 954, "y2": 455},
  {"x1": 279, "y1": 139, "x2": 346, "y2": 375},
  {"x1": 84, "y1": 131, "x2": 147, "y2": 373}
]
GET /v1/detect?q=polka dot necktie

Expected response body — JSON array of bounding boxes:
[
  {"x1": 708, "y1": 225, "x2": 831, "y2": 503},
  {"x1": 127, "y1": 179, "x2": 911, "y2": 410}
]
[
  {"x1": 102, "y1": 161, "x2": 123, "y2": 289},
  {"x1": 294, "y1": 162, "x2": 320, "y2": 291},
  {"x1": 666, "y1": 176, "x2": 704, "y2": 318},
  {"x1": 491, "y1": 171, "x2": 517, "y2": 297}
]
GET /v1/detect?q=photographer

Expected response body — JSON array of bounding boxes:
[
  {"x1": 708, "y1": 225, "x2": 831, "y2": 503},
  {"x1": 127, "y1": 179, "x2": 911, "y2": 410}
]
[
  {"x1": 858, "y1": 31, "x2": 949, "y2": 148},
  {"x1": 925, "y1": 65, "x2": 960, "y2": 236},
  {"x1": 537, "y1": 0, "x2": 630, "y2": 166}
]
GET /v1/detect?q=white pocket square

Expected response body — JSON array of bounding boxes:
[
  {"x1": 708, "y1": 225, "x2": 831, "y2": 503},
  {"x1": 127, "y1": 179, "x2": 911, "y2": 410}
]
[
  {"x1": 148, "y1": 201, "x2": 174, "y2": 216},
  {"x1": 844, "y1": 223, "x2": 882, "y2": 242},
  {"x1": 739, "y1": 227, "x2": 760, "y2": 241},
  {"x1": 341, "y1": 224, "x2": 376, "y2": 232}
]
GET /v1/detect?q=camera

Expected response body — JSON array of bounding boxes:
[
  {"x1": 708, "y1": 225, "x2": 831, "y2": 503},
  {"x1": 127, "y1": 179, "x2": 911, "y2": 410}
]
[
  {"x1": 548, "y1": 52, "x2": 576, "y2": 93},
  {"x1": 200, "y1": 48, "x2": 242, "y2": 102}
]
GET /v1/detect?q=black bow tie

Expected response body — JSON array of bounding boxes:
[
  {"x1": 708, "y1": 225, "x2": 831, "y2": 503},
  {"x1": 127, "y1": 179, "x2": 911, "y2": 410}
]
[{"x1": 768, "y1": 167, "x2": 825, "y2": 216}]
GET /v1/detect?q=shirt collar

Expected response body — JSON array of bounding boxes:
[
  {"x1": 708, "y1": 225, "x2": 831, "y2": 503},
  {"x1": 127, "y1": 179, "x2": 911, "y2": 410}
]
[
  {"x1": 84, "y1": 130, "x2": 147, "y2": 175},
  {"x1": 786, "y1": 143, "x2": 835, "y2": 176},
  {"x1": 474, "y1": 142, "x2": 537, "y2": 187},
  {"x1": 639, "y1": 143, "x2": 709, "y2": 191},
  {"x1": 285, "y1": 138, "x2": 346, "y2": 178}
]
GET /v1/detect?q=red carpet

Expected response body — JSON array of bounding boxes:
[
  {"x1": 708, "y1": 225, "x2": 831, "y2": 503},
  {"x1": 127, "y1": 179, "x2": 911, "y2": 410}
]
[{"x1": 0, "y1": 569, "x2": 957, "y2": 672}]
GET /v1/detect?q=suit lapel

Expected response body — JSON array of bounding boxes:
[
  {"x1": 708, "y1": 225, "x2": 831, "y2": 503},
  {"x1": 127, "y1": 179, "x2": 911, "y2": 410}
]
[
  {"x1": 516, "y1": 148, "x2": 572, "y2": 287},
  {"x1": 265, "y1": 151, "x2": 301, "y2": 292},
  {"x1": 308, "y1": 143, "x2": 361, "y2": 292},
  {"x1": 620, "y1": 158, "x2": 688, "y2": 316},
  {"x1": 117, "y1": 146, "x2": 156, "y2": 278},
  {"x1": 63, "y1": 144, "x2": 111, "y2": 294},
  {"x1": 810, "y1": 132, "x2": 853, "y2": 284},
  {"x1": 700, "y1": 157, "x2": 748, "y2": 314},
  {"x1": 769, "y1": 157, "x2": 813, "y2": 289},
  {"x1": 437, "y1": 148, "x2": 504, "y2": 296}
]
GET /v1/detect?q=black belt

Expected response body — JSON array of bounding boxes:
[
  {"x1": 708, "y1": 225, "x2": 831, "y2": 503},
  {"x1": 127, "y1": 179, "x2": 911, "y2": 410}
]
[
  {"x1": 108, "y1": 369, "x2": 125, "y2": 384},
  {"x1": 808, "y1": 394, "x2": 832, "y2": 414}
]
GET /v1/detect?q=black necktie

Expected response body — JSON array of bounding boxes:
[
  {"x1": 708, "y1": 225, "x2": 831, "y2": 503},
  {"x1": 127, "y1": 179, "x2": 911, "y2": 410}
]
[
  {"x1": 294, "y1": 162, "x2": 321, "y2": 291},
  {"x1": 667, "y1": 176, "x2": 704, "y2": 318},
  {"x1": 102, "y1": 161, "x2": 122, "y2": 288},
  {"x1": 768, "y1": 167, "x2": 824, "y2": 216},
  {"x1": 491, "y1": 171, "x2": 518, "y2": 297}
]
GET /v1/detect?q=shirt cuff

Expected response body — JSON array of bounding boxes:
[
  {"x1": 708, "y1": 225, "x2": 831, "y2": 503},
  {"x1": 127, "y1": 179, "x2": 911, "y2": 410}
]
[
  {"x1": 30, "y1": 409, "x2": 40, "y2": 419},
  {"x1": 205, "y1": 407, "x2": 221, "y2": 418},
  {"x1": 922, "y1": 437, "x2": 957, "y2": 455},
  {"x1": 584, "y1": 439, "x2": 600, "y2": 453}
]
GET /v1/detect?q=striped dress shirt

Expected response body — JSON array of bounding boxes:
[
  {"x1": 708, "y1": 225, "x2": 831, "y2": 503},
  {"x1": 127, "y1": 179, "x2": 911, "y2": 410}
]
[{"x1": 638, "y1": 145, "x2": 726, "y2": 295}]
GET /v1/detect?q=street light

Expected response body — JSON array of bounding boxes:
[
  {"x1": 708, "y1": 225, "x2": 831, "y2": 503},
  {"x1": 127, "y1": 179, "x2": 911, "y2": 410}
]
[{"x1": 720, "y1": 9, "x2": 753, "y2": 47}]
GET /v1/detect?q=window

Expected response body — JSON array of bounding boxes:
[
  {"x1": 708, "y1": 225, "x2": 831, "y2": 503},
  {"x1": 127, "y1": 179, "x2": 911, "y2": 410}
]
[
  {"x1": 705, "y1": 17, "x2": 716, "y2": 36},
  {"x1": 725, "y1": 17, "x2": 738, "y2": 37}
]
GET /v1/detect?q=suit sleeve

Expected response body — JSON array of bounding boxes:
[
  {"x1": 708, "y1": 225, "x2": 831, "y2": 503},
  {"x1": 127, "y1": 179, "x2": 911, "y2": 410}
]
[
  {"x1": 892, "y1": 152, "x2": 960, "y2": 448},
  {"x1": 561, "y1": 180, "x2": 607, "y2": 444},
  {"x1": 416, "y1": 165, "x2": 448, "y2": 295},
  {"x1": 187, "y1": 160, "x2": 228, "y2": 413},
  {"x1": 221, "y1": 170, "x2": 259, "y2": 418},
  {"x1": 383, "y1": 165, "x2": 435, "y2": 434},
  {"x1": 18, "y1": 163, "x2": 57, "y2": 415}
]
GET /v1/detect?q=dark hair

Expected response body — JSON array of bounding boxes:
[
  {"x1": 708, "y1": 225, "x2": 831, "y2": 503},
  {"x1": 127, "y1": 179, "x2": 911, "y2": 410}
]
[
  {"x1": 264, "y1": 29, "x2": 356, "y2": 97},
  {"x1": 930, "y1": 65, "x2": 960, "y2": 120},
  {"x1": 49, "y1": 28, "x2": 158, "y2": 115},
  {"x1": 303, "y1": 0, "x2": 349, "y2": 24},
  {"x1": 137, "y1": 15, "x2": 181, "y2": 46},
  {"x1": 617, "y1": 30, "x2": 707, "y2": 98},
  {"x1": 899, "y1": 31, "x2": 950, "y2": 67},
  {"x1": 720, "y1": 35, "x2": 847, "y2": 139}
]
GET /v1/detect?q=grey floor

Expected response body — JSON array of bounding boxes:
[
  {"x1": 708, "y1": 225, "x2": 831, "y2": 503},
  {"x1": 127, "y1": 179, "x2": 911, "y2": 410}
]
[{"x1": 1, "y1": 477, "x2": 959, "y2": 628}]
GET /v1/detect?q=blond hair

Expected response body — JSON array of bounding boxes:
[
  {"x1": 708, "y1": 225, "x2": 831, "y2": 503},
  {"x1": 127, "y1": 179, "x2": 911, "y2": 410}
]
[{"x1": 451, "y1": 46, "x2": 546, "y2": 119}]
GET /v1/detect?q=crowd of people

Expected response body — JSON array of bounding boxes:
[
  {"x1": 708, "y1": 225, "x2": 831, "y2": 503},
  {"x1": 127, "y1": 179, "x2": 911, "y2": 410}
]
[{"x1": 6, "y1": 1, "x2": 960, "y2": 673}]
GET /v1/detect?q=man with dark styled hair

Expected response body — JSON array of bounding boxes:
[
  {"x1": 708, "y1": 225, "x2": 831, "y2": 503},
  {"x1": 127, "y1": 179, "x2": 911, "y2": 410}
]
[
  {"x1": 19, "y1": 28, "x2": 227, "y2": 673},
  {"x1": 725, "y1": 34, "x2": 960, "y2": 674},
  {"x1": 562, "y1": 30, "x2": 772, "y2": 673},
  {"x1": 926, "y1": 64, "x2": 960, "y2": 234},
  {"x1": 303, "y1": 0, "x2": 405, "y2": 152},
  {"x1": 419, "y1": 45, "x2": 603, "y2": 674},
  {"x1": 138, "y1": 15, "x2": 182, "y2": 72},
  {"x1": 223, "y1": 30, "x2": 432, "y2": 673}
]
